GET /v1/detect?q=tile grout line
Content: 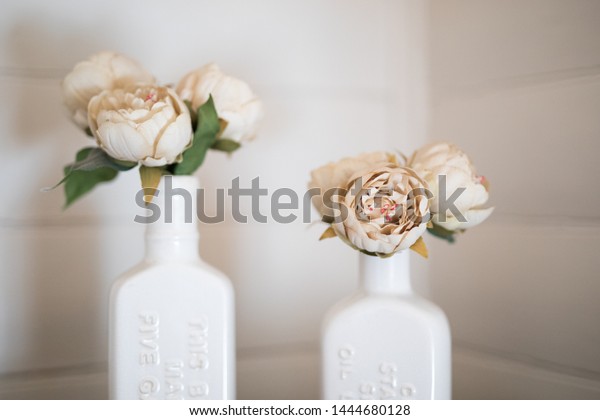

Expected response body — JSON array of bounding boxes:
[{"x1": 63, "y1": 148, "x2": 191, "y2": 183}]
[
  {"x1": 453, "y1": 339, "x2": 600, "y2": 384},
  {"x1": 434, "y1": 66, "x2": 600, "y2": 103}
]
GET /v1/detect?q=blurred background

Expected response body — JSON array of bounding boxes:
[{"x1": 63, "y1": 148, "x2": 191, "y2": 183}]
[{"x1": 0, "y1": 0, "x2": 598, "y2": 399}]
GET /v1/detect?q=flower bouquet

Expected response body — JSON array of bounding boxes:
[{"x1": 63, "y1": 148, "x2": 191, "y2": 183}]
[
  {"x1": 312, "y1": 143, "x2": 492, "y2": 400},
  {"x1": 53, "y1": 51, "x2": 263, "y2": 400},
  {"x1": 310, "y1": 143, "x2": 493, "y2": 257},
  {"x1": 53, "y1": 51, "x2": 263, "y2": 206}
]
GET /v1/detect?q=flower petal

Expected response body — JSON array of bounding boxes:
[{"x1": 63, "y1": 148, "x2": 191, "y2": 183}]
[
  {"x1": 97, "y1": 122, "x2": 152, "y2": 162},
  {"x1": 433, "y1": 206, "x2": 494, "y2": 231}
]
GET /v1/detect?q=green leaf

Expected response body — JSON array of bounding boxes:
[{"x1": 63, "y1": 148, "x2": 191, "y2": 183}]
[
  {"x1": 63, "y1": 148, "x2": 119, "y2": 208},
  {"x1": 70, "y1": 147, "x2": 137, "y2": 172},
  {"x1": 174, "y1": 95, "x2": 220, "y2": 175},
  {"x1": 359, "y1": 249, "x2": 379, "y2": 257},
  {"x1": 42, "y1": 147, "x2": 136, "y2": 208},
  {"x1": 211, "y1": 139, "x2": 241, "y2": 153},
  {"x1": 44, "y1": 147, "x2": 135, "y2": 192},
  {"x1": 427, "y1": 223, "x2": 456, "y2": 243},
  {"x1": 183, "y1": 100, "x2": 197, "y2": 129},
  {"x1": 109, "y1": 157, "x2": 139, "y2": 171}
]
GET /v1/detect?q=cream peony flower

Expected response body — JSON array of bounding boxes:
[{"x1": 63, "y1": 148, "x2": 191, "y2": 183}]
[
  {"x1": 88, "y1": 85, "x2": 192, "y2": 166},
  {"x1": 408, "y1": 142, "x2": 493, "y2": 231},
  {"x1": 309, "y1": 152, "x2": 395, "y2": 220},
  {"x1": 62, "y1": 51, "x2": 155, "y2": 129},
  {"x1": 176, "y1": 63, "x2": 264, "y2": 142},
  {"x1": 331, "y1": 166, "x2": 431, "y2": 256}
]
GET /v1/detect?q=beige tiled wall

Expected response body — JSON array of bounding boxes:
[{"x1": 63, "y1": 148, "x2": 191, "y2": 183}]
[
  {"x1": 2, "y1": 0, "x2": 597, "y2": 400},
  {"x1": 429, "y1": 0, "x2": 600, "y2": 399}
]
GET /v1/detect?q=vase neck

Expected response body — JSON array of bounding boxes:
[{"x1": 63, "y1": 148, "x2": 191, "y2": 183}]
[
  {"x1": 359, "y1": 251, "x2": 412, "y2": 295},
  {"x1": 145, "y1": 175, "x2": 200, "y2": 262}
]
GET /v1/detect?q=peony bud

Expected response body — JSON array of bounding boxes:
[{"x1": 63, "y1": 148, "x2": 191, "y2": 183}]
[
  {"x1": 62, "y1": 51, "x2": 155, "y2": 130},
  {"x1": 176, "y1": 63, "x2": 263, "y2": 143}
]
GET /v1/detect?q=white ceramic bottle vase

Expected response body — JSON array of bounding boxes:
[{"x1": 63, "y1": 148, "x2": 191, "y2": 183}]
[
  {"x1": 109, "y1": 175, "x2": 235, "y2": 400},
  {"x1": 322, "y1": 251, "x2": 451, "y2": 400}
]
